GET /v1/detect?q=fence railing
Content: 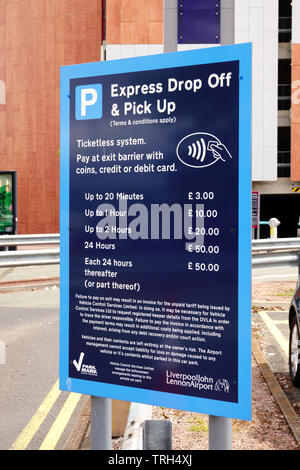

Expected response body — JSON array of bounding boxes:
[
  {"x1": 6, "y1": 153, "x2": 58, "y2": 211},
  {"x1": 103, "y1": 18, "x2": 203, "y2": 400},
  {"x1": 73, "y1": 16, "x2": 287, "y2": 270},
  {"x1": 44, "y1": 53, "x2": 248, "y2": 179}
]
[
  {"x1": 0, "y1": 234, "x2": 60, "y2": 267},
  {"x1": 252, "y1": 237, "x2": 300, "y2": 269},
  {"x1": 0, "y1": 249, "x2": 60, "y2": 267},
  {"x1": 252, "y1": 251, "x2": 299, "y2": 269},
  {"x1": 0, "y1": 234, "x2": 299, "y2": 269},
  {"x1": 0, "y1": 233, "x2": 59, "y2": 247}
]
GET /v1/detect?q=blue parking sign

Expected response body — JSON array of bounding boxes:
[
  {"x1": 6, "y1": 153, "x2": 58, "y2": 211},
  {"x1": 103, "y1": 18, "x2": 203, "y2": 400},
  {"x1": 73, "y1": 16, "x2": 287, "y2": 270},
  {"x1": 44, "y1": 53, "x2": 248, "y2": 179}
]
[{"x1": 60, "y1": 44, "x2": 252, "y2": 421}]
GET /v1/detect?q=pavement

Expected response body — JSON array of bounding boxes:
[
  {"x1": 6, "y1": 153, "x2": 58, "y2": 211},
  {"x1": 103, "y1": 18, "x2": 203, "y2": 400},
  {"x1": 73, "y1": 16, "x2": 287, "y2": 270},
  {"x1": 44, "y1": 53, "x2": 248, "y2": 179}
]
[
  {"x1": 1, "y1": 262, "x2": 300, "y2": 450},
  {"x1": 0, "y1": 263, "x2": 59, "y2": 290}
]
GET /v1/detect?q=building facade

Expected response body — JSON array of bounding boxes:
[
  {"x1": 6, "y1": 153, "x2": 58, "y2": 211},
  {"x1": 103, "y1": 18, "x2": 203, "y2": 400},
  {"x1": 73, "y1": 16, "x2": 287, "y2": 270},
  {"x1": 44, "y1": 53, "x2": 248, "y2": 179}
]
[
  {"x1": 0, "y1": 0, "x2": 299, "y2": 236},
  {"x1": 0, "y1": 0, "x2": 102, "y2": 234}
]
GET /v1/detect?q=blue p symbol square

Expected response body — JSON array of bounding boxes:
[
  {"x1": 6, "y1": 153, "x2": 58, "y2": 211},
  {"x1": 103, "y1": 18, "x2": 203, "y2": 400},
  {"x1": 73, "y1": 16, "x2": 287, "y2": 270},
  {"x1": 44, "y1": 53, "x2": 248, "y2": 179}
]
[{"x1": 75, "y1": 84, "x2": 102, "y2": 120}]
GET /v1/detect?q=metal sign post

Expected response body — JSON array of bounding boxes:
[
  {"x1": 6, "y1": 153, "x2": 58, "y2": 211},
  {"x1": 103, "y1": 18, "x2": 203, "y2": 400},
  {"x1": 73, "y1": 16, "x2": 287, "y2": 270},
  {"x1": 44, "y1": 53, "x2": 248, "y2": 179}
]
[
  {"x1": 209, "y1": 415, "x2": 232, "y2": 450},
  {"x1": 91, "y1": 396, "x2": 112, "y2": 450}
]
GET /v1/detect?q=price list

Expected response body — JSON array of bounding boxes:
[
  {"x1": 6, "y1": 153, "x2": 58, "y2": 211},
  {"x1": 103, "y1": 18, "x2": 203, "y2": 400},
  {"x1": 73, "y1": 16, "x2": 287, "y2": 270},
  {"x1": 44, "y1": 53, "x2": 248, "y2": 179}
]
[{"x1": 60, "y1": 44, "x2": 252, "y2": 419}]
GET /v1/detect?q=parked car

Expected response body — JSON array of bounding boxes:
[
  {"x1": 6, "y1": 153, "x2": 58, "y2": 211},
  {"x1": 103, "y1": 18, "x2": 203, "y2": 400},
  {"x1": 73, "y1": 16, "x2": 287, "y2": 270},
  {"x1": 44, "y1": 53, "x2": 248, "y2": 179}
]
[{"x1": 289, "y1": 254, "x2": 300, "y2": 386}]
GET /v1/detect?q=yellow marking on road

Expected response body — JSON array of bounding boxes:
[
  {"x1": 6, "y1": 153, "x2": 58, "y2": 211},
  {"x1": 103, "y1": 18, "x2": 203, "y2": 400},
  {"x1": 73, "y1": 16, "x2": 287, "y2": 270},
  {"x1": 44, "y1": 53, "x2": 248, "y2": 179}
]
[
  {"x1": 39, "y1": 392, "x2": 81, "y2": 450},
  {"x1": 10, "y1": 379, "x2": 60, "y2": 450},
  {"x1": 273, "y1": 320, "x2": 288, "y2": 325},
  {"x1": 259, "y1": 311, "x2": 289, "y2": 357}
]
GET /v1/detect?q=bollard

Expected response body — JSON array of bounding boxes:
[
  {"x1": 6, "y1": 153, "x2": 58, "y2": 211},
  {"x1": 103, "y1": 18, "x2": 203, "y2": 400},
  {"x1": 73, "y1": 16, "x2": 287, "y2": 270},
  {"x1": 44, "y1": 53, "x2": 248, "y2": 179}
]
[{"x1": 269, "y1": 217, "x2": 280, "y2": 239}]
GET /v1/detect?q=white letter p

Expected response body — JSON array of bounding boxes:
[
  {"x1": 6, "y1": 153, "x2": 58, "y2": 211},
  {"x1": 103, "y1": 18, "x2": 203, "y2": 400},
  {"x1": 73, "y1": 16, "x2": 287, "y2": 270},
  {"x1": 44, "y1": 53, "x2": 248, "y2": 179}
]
[{"x1": 81, "y1": 88, "x2": 98, "y2": 117}]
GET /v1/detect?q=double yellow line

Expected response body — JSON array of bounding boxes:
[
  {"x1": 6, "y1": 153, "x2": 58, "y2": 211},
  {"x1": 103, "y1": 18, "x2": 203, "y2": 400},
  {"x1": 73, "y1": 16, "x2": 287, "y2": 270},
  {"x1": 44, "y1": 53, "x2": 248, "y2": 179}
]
[
  {"x1": 258, "y1": 311, "x2": 289, "y2": 357},
  {"x1": 10, "y1": 380, "x2": 81, "y2": 450}
]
